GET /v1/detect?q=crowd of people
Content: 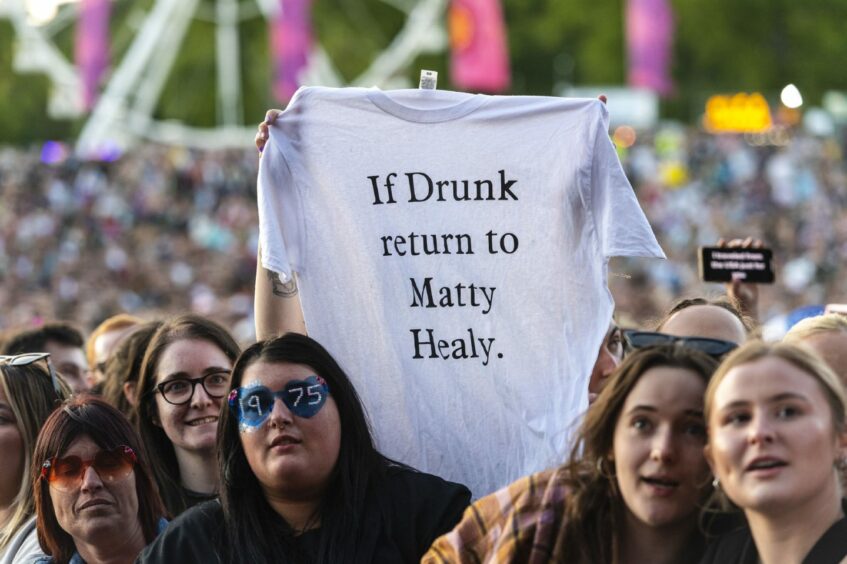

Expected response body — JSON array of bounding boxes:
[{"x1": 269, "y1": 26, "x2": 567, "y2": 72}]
[
  {"x1": 0, "y1": 146, "x2": 258, "y2": 340},
  {"x1": 1, "y1": 123, "x2": 846, "y2": 337},
  {"x1": 0, "y1": 115, "x2": 846, "y2": 563},
  {"x1": 1, "y1": 294, "x2": 846, "y2": 563}
]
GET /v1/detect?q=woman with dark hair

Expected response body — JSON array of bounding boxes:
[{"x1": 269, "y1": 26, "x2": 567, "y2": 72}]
[
  {"x1": 31, "y1": 396, "x2": 166, "y2": 564},
  {"x1": 425, "y1": 345, "x2": 718, "y2": 563},
  {"x1": 140, "y1": 333, "x2": 470, "y2": 563},
  {"x1": 0, "y1": 355, "x2": 70, "y2": 563},
  {"x1": 100, "y1": 321, "x2": 162, "y2": 424},
  {"x1": 135, "y1": 314, "x2": 240, "y2": 517}
]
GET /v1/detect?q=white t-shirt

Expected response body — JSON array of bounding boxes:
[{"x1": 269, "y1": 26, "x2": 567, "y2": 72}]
[{"x1": 258, "y1": 87, "x2": 664, "y2": 497}]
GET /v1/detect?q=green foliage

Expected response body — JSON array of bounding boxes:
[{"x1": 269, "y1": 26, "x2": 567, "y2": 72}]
[
  {"x1": 498, "y1": 0, "x2": 625, "y2": 94},
  {"x1": 1, "y1": 0, "x2": 846, "y2": 144},
  {"x1": 669, "y1": 0, "x2": 847, "y2": 117},
  {"x1": 0, "y1": 21, "x2": 73, "y2": 144}
]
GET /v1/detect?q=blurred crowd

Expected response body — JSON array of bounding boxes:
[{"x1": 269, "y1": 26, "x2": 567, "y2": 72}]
[
  {"x1": 1, "y1": 124, "x2": 846, "y2": 338},
  {"x1": 612, "y1": 125, "x2": 846, "y2": 329},
  {"x1": 0, "y1": 146, "x2": 258, "y2": 340}
]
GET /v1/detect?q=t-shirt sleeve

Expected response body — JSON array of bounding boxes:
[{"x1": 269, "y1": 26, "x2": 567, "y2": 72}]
[
  {"x1": 583, "y1": 102, "x2": 665, "y2": 260},
  {"x1": 257, "y1": 123, "x2": 306, "y2": 280},
  {"x1": 136, "y1": 502, "x2": 223, "y2": 564},
  {"x1": 380, "y1": 469, "x2": 471, "y2": 561},
  {"x1": 412, "y1": 476, "x2": 472, "y2": 556}
]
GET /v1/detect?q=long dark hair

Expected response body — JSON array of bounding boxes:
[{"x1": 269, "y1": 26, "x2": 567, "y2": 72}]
[
  {"x1": 135, "y1": 314, "x2": 240, "y2": 516},
  {"x1": 218, "y1": 333, "x2": 390, "y2": 563},
  {"x1": 558, "y1": 345, "x2": 717, "y2": 563},
  {"x1": 32, "y1": 396, "x2": 165, "y2": 564}
]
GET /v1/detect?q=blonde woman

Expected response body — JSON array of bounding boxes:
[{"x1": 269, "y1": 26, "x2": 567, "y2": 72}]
[
  {"x1": 702, "y1": 341, "x2": 847, "y2": 564},
  {"x1": 0, "y1": 354, "x2": 69, "y2": 562},
  {"x1": 784, "y1": 313, "x2": 847, "y2": 385}
]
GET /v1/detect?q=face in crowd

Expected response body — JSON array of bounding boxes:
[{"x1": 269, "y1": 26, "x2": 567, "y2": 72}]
[
  {"x1": 44, "y1": 340, "x2": 89, "y2": 394},
  {"x1": 705, "y1": 343, "x2": 847, "y2": 518},
  {"x1": 587, "y1": 346, "x2": 717, "y2": 539},
  {"x1": 46, "y1": 436, "x2": 141, "y2": 548},
  {"x1": 588, "y1": 322, "x2": 624, "y2": 403},
  {"x1": 33, "y1": 397, "x2": 164, "y2": 563},
  {"x1": 611, "y1": 362, "x2": 710, "y2": 530},
  {"x1": 152, "y1": 338, "x2": 233, "y2": 458},
  {"x1": 237, "y1": 360, "x2": 341, "y2": 502}
]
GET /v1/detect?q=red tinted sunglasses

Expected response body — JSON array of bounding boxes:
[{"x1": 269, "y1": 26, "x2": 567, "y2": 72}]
[{"x1": 41, "y1": 445, "x2": 137, "y2": 492}]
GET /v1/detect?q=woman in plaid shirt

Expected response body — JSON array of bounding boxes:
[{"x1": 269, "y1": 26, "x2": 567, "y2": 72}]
[{"x1": 425, "y1": 344, "x2": 718, "y2": 564}]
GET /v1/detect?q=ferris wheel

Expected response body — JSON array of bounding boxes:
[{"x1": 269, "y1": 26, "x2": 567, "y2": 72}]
[{"x1": 0, "y1": 0, "x2": 447, "y2": 156}]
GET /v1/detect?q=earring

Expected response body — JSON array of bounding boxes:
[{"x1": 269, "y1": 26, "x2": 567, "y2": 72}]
[
  {"x1": 712, "y1": 477, "x2": 721, "y2": 490},
  {"x1": 596, "y1": 457, "x2": 615, "y2": 480}
]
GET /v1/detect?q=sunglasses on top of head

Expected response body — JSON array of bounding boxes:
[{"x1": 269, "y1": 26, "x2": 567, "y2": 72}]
[
  {"x1": 0, "y1": 352, "x2": 62, "y2": 395},
  {"x1": 622, "y1": 330, "x2": 738, "y2": 358}
]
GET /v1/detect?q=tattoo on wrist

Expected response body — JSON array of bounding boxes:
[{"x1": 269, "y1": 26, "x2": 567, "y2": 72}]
[{"x1": 266, "y1": 270, "x2": 298, "y2": 298}]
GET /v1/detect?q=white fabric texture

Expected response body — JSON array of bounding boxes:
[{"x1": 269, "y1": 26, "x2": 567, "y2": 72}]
[{"x1": 258, "y1": 87, "x2": 665, "y2": 498}]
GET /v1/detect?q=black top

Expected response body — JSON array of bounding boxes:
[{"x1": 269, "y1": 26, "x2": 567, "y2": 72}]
[
  {"x1": 182, "y1": 486, "x2": 218, "y2": 509},
  {"x1": 700, "y1": 501, "x2": 847, "y2": 564},
  {"x1": 137, "y1": 467, "x2": 470, "y2": 564}
]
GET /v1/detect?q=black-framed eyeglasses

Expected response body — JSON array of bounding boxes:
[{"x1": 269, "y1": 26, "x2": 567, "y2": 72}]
[
  {"x1": 622, "y1": 330, "x2": 738, "y2": 358},
  {"x1": 0, "y1": 352, "x2": 62, "y2": 395},
  {"x1": 155, "y1": 371, "x2": 231, "y2": 405}
]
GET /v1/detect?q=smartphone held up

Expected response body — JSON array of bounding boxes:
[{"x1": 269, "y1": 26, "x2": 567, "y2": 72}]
[{"x1": 698, "y1": 246, "x2": 775, "y2": 284}]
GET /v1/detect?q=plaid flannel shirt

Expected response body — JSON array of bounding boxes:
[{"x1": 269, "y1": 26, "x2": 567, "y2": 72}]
[{"x1": 423, "y1": 465, "x2": 570, "y2": 564}]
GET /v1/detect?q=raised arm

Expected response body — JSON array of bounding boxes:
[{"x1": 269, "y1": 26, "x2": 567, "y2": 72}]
[{"x1": 254, "y1": 243, "x2": 307, "y2": 340}]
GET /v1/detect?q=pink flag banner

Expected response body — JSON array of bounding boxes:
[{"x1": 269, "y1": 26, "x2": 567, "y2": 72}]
[
  {"x1": 626, "y1": 0, "x2": 674, "y2": 96},
  {"x1": 449, "y1": 0, "x2": 510, "y2": 93},
  {"x1": 271, "y1": 0, "x2": 313, "y2": 104},
  {"x1": 75, "y1": 0, "x2": 111, "y2": 110}
]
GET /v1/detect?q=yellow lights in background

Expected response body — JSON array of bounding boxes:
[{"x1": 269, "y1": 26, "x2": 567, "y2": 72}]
[
  {"x1": 613, "y1": 125, "x2": 637, "y2": 148},
  {"x1": 704, "y1": 92, "x2": 773, "y2": 133},
  {"x1": 659, "y1": 161, "x2": 688, "y2": 188}
]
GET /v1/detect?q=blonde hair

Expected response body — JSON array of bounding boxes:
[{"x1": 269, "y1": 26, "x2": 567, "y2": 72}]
[
  {"x1": 705, "y1": 340, "x2": 847, "y2": 434},
  {"x1": 85, "y1": 313, "x2": 143, "y2": 367},
  {"x1": 784, "y1": 313, "x2": 847, "y2": 344},
  {"x1": 0, "y1": 363, "x2": 70, "y2": 552}
]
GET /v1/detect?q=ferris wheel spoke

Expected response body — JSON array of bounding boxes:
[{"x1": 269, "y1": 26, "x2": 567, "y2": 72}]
[
  {"x1": 5, "y1": 0, "x2": 77, "y2": 95},
  {"x1": 128, "y1": 116, "x2": 254, "y2": 149},
  {"x1": 300, "y1": 46, "x2": 344, "y2": 88},
  {"x1": 3, "y1": 0, "x2": 450, "y2": 152},
  {"x1": 130, "y1": 4, "x2": 194, "y2": 120},
  {"x1": 353, "y1": 0, "x2": 446, "y2": 87},
  {"x1": 216, "y1": 0, "x2": 244, "y2": 126},
  {"x1": 78, "y1": 0, "x2": 200, "y2": 156}
]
